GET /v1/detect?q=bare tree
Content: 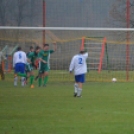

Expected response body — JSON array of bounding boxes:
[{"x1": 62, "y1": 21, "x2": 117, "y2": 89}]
[{"x1": 108, "y1": 0, "x2": 134, "y2": 41}]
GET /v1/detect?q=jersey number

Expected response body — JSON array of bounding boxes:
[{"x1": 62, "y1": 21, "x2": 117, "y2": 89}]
[
  {"x1": 78, "y1": 58, "x2": 83, "y2": 64},
  {"x1": 19, "y1": 53, "x2": 22, "y2": 59}
]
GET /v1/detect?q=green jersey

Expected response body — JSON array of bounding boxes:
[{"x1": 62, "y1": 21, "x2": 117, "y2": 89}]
[
  {"x1": 38, "y1": 50, "x2": 54, "y2": 64},
  {"x1": 38, "y1": 50, "x2": 54, "y2": 72},
  {"x1": 26, "y1": 52, "x2": 39, "y2": 72},
  {"x1": 27, "y1": 51, "x2": 38, "y2": 64}
]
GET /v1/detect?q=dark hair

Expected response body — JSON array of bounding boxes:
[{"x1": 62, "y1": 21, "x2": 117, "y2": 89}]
[
  {"x1": 30, "y1": 46, "x2": 33, "y2": 50},
  {"x1": 17, "y1": 46, "x2": 21, "y2": 51},
  {"x1": 35, "y1": 46, "x2": 40, "y2": 50},
  {"x1": 43, "y1": 44, "x2": 49, "y2": 47},
  {"x1": 79, "y1": 50, "x2": 86, "y2": 54}
]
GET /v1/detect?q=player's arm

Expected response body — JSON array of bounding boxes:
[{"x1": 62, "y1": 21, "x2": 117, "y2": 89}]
[
  {"x1": 53, "y1": 42, "x2": 57, "y2": 51},
  {"x1": 83, "y1": 52, "x2": 88, "y2": 59},
  {"x1": 27, "y1": 53, "x2": 32, "y2": 63},
  {"x1": 24, "y1": 52, "x2": 27, "y2": 64},
  {"x1": 69, "y1": 57, "x2": 75, "y2": 74},
  {"x1": 38, "y1": 58, "x2": 47, "y2": 64},
  {"x1": 27, "y1": 58, "x2": 31, "y2": 63}
]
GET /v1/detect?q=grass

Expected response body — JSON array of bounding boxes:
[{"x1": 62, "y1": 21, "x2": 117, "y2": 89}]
[{"x1": 1, "y1": 73, "x2": 134, "y2": 134}]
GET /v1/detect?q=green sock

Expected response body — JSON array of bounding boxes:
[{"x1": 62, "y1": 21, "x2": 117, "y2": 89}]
[
  {"x1": 18, "y1": 72, "x2": 27, "y2": 77},
  {"x1": 43, "y1": 76, "x2": 48, "y2": 85},
  {"x1": 30, "y1": 76, "x2": 34, "y2": 85},
  {"x1": 38, "y1": 77, "x2": 42, "y2": 87}
]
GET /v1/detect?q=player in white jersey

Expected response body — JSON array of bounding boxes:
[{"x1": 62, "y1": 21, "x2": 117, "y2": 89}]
[
  {"x1": 13, "y1": 46, "x2": 27, "y2": 86},
  {"x1": 69, "y1": 50, "x2": 88, "y2": 97}
]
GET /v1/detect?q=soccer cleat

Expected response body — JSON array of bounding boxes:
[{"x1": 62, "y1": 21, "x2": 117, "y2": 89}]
[
  {"x1": 30, "y1": 85, "x2": 34, "y2": 88},
  {"x1": 74, "y1": 93, "x2": 77, "y2": 97},
  {"x1": 77, "y1": 95, "x2": 82, "y2": 98}
]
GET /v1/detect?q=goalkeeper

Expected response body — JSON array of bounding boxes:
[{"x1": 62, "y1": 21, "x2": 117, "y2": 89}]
[
  {"x1": 25, "y1": 46, "x2": 40, "y2": 88},
  {"x1": 38, "y1": 43, "x2": 57, "y2": 87}
]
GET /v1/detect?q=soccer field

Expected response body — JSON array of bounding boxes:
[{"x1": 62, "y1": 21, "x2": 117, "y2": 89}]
[{"x1": 1, "y1": 76, "x2": 134, "y2": 134}]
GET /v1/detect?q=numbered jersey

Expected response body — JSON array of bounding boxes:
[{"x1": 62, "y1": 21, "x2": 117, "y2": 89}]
[
  {"x1": 13, "y1": 51, "x2": 27, "y2": 67},
  {"x1": 69, "y1": 53, "x2": 88, "y2": 75}
]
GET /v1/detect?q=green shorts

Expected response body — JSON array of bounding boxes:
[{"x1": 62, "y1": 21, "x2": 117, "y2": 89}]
[
  {"x1": 39, "y1": 63, "x2": 50, "y2": 74},
  {"x1": 25, "y1": 63, "x2": 33, "y2": 72}
]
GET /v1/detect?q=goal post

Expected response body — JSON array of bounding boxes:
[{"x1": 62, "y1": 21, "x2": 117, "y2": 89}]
[
  {"x1": 0, "y1": 26, "x2": 133, "y2": 82},
  {"x1": 80, "y1": 36, "x2": 107, "y2": 73}
]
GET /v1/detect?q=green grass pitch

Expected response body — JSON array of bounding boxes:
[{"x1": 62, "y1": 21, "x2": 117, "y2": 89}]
[{"x1": 1, "y1": 73, "x2": 134, "y2": 134}]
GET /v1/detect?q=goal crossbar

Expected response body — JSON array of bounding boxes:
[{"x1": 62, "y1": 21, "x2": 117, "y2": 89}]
[{"x1": 0, "y1": 26, "x2": 134, "y2": 31}]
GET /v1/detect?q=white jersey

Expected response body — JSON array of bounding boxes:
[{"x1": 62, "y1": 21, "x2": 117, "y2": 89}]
[
  {"x1": 69, "y1": 52, "x2": 88, "y2": 75},
  {"x1": 13, "y1": 51, "x2": 27, "y2": 67}
]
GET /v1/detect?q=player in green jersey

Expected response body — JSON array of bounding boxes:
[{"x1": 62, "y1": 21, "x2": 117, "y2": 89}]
[
  {"x1": 26, "y1": 46, "x2": 40, "y2": 88},
  {"x1": 38, "y1": 43, "x2": 57, "y2": 87}
]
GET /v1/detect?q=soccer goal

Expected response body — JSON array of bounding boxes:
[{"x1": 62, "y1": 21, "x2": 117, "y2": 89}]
[{"x1": 0, "y1": 26, "x2": 134, "y2": 82}]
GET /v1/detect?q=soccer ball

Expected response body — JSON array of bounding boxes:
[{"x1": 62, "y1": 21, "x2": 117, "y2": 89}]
[{"x1": 112, "y1": 78, "x2": 117, "y2": 82}]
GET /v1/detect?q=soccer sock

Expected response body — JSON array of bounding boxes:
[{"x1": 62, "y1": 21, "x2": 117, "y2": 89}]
[
  {"x1": 14, "y1": 76, "x2": 18, "y2": 86},
  {"x1": 21, "y1": 77, "x2": 25, "y2": 86},
  {"x1": 38, "y1": 77, "x2": 42, "y2": 87},
  {"x1": 43, "y1": 76, "x2": 48, "y2": 85},
  {"x1": 77, "y1": 88, "x2": 82, "y2": 97},
  {"x1": 30, "y1": 75, "x2": 34, "y2": 85},
  {"x1": 74, "y1": 83, "x2": 78, "y2": 93},
  {"x1": 18, "y1": 72, "x2": 27, "y2": 77}
]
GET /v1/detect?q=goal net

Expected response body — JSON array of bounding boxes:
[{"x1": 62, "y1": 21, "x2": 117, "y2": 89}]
[{"x1": 0, "y1": 27, "x2": 134, "y2": 82}]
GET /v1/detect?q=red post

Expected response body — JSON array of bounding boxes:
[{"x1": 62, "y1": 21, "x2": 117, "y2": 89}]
[
  {"x1": 43, "y1": 0, "x2": 46, "y2": 44},
  {"x1": 126, "y1": 0, "x2": 130, "y2": 81},
  {"x1": 98, "y1": 37, "x2": 106, "y2": 73},
  {"x1": 80, "y1": 37, "x2": 85, "y2": 51}
]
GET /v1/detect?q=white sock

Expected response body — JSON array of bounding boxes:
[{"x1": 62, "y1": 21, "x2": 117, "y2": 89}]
[
  {"x1": 77, "y1": 88, "x2": 82, "y2": 97},
  {"x1": 14, "y1": 76, "x2": 18, "y2": 86},
  {"x1": 21, "y1": 77, "x2": 25, "y2": 86},
  {"x1": 74, "y1": 83, "x2": 78, "y2": 93}
]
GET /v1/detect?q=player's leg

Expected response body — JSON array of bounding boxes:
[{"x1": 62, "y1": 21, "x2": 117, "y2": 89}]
[
  {"x1": 19, "y1": 63, "x2": 26, "y2": 87},
  {"x1": 38, "y1": 63, "x2": 44, "y2": 87},
  {"x1": 14, "y1": 64, "x2": 19, "y2": 86},
  {"x1": 74, "y1": 75, "x2": 80, "y2": 97},
  {"x1": 75, "y1": 74, "x2": 85, "y2": 97},
  {"x1": 74, "y1": 83, "x2": 78, "y2": 97},
  {"x1": 43, "y1": 64, "x2": 49, "y2": 86},
  {"x1": 43, "y1": 72, "x2": 49, "y2": 86},
  {"x1": 26, "y1": 64, "x2": 35, "y2": 88},
  {"x1": 77, "y1": 82, "x2": 83, "y2": 97},
  {"x1": 38, "y1": 72, "x2": 43, "y2": 87},
  {"x1": 35, "y1": 73, "x2": 39, "y2": 81},
  {"x1": 35, "y1": 61, "x2": 41, "y2": 81},
  {"x1": 29, "y1": 71, "x2": 35, "y2": 88}
]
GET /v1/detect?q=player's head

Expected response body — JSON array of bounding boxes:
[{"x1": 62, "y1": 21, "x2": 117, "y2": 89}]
[
  {"x1": 30, "y1": 46, "x2": 34, "y2": 52},
  {"x1": 17, "y1": 46, "x2": 22, "y2": 51},
  {"x1": 43, "y1": 44, "x2": 49, "y2": 50},
  {"x1": 35, "y1": 46, "x2": 40, "y2": 53},
  {"x1": 79, "y1": 50, "x2": 86, "y2": 54}
]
